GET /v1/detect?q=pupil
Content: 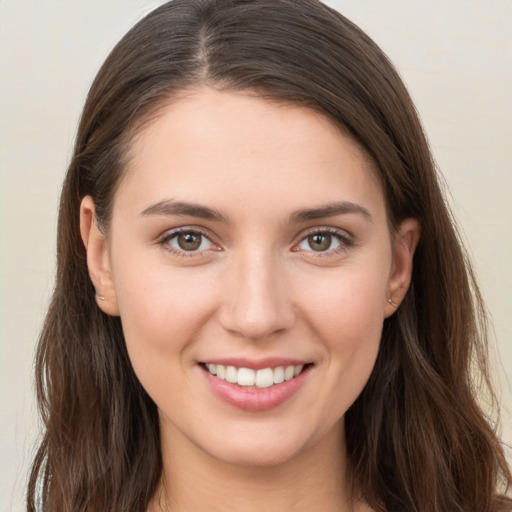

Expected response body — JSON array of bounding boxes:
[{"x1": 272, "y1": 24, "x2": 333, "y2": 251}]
[
  {"x1": 178, "y1": 232, "x2": 201, "y2": 251},
  {"x1": 309, "y1": 233, "x2": 331, "y2": 251}
]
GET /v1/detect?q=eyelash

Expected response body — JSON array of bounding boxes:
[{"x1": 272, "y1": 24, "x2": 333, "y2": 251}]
[
  {"x1": 294, "y1": 227, "x2": 353, "y2": 257},
  {"x1": 158, "y1": 227, "x2": 219, "y2": 258},
  {"x1": 158, "y1": 226, "x2": 353, "y2": 258}
]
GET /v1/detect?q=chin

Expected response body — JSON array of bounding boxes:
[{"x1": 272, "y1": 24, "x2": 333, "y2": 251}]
[
  {"x1": 196, "y1": 418, "x2": 336, "y2": 469},
  {"x1": 208, "y1": 438, "x2": 308, "y2": 468}
]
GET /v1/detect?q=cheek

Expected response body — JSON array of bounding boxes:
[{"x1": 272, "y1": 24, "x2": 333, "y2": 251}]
[
  {"x1": 112, "y1": 260, "x2": 219, "y2": 366},
  {"x1": 301, "y1": 261, "x2": 389, "y2": 338},
  {"x1": 112, "y1": 265, "x2": 223, "y2": 413},
  {"x1": 300, "y1": 263, "x2": 388, "y2": 404}
]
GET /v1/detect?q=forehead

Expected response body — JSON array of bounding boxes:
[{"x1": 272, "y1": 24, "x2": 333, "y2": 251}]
[{"x1": 115, "y1": 87, "x2": 385, "y2": 221}]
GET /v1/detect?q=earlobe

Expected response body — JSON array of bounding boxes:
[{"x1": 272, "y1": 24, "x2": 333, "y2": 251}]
[
  {"x1": 384, "y1": 218, "x2": 421, "y2": 317},
  {"x1": 79, "y1": 196, "x2": 120, "y2": 316}
]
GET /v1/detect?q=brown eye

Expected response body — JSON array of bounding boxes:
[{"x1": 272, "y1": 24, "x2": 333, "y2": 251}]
[
  {"x1": 297, "y1": 230, "x2": 344, "y2": 253},
  {"x1": 307, "y1": 233, "x2": 332, "y2": 252},
  {"x1": 165, "y1": 230, "x2": 213, "y2": 253},
  {"x1": 177, "y1": 232, "x2": 202, "y2": 251}
]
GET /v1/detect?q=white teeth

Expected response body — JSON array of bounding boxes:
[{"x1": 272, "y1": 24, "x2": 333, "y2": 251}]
[
  {"x1": 205, "y1": 363, "x2": 306, "y2": 387},
  {"x1": 255, "y1": 368, "x2": 274, "y2": 388},
  {"x1": 237, "y1": 367, "x2": 255, "y2": 386},
  {"x1": 225, "y1": 365, "x2": 238, "y2": 383},
  {"x1": 284, "y1": 365, "x2": 295, "y2": 381},
  {"x1": 216, "y1": 364, "x2": 226, "y2": 380},
  {"x1": 273, "y1": 366, "x2": 285, "y2": 384}
]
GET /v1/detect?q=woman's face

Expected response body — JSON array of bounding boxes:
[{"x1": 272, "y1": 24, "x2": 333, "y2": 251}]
[{"x1": 83, "y1": 87, "x2": 418, "y2": 467}]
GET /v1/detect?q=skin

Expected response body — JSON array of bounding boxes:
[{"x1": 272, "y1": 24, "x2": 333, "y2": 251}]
[{"x1": 80, "y1": 87, "x2": 420, "y2": 511}]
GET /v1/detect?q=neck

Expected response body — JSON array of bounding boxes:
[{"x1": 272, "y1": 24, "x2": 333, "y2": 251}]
[{"x1": 149, "y1": 420, "x2": 366, "y2": 512}]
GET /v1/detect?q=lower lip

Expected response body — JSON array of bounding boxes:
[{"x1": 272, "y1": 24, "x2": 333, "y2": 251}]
[{"x1": 201, "y1": 365, "x2": 312, "y2": 412}]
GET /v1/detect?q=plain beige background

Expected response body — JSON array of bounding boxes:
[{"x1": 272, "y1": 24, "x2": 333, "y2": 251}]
[{"x1": 1, "y1": 1, "x2": 510, "y2": 510}]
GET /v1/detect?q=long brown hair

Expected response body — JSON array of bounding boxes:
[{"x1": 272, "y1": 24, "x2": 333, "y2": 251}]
[{"x1": 28, "y1": 1, "x2": 511, "y2": 510}]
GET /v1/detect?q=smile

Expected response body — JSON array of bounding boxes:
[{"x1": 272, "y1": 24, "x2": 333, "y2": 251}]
[
  {"x1": 201, "y1": 361, "x2": 313, "y2": 411},
  {"x1": 204, "y1": 363, "x2": 305, "y2": 388}
]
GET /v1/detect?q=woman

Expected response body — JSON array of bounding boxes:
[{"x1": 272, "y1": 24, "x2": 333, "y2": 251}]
[{"x1": 27, "y1": 0, "x2": 511, "y2": 511}]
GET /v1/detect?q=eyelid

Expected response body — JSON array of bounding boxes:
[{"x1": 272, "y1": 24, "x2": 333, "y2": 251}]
[
  {"x1": 292, "y1": 226, "x2": 354, "y2": 254},
  {"x1": 158, "y1": 226, "x2": 221, "y2": 257},
  {"x1": 156, "y1": 225, "x2": 354, "y2": 259}
]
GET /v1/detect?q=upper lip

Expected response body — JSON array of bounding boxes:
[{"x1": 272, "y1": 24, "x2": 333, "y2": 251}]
[{"x1": 199, "y1": 357, "x2": 312, "y2": 370}]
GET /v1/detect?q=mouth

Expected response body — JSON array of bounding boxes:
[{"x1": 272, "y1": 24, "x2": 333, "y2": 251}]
[
  {"x1": 200, "y1": 362, "x2": 312, "y2": 389},
  {"x1": 199, "y1": 360, "x2": 313, "y2": 411}
]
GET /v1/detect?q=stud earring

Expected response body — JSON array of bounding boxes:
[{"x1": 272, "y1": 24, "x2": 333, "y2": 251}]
[
  {"x1": 388, "y1": 298, "x2": 398, "y2": 308},
  {"x1": 96, "y1": 291, "x2": 105, "y2": 301}
]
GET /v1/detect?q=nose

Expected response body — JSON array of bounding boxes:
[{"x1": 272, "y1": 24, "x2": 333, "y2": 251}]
[{"x1": 218, "y1": 250, "x2": 296, "y2": 340}]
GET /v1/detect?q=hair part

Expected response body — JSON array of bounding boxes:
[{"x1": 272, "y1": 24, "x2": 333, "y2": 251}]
[{"x1": 28, "y1": 1, "x2": 511, "y2": 511}]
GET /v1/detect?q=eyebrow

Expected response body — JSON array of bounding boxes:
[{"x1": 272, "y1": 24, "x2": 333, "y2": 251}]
[
  {"x1": 288, "y1": 201, "x2": 372, "y2": 224},
  {"x1": 140, "y1": 200, "x2": 229, "y2": 222},
  {"x1": 140, "y1": 199, "x2": 371, "y2": 224}
]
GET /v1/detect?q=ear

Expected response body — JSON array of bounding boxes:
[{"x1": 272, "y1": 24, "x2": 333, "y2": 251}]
[
  {"x1": 80, "y1": 196, "x2": 120, "y2": 316},
  {"x1": 384, "y1": 218, "x2": 421, "y2": 317}
]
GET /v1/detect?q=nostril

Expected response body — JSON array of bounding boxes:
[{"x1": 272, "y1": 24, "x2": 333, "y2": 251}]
[
  {"x1": 218, "y1": 299, "x2": 296, "y2": 340},
  {"x1": 217, "y1": 259, "x2": 296, "y2": 339}
]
